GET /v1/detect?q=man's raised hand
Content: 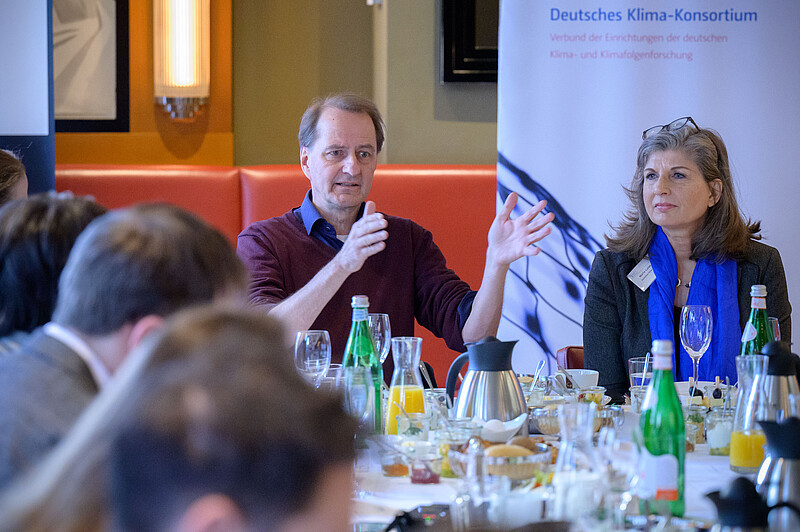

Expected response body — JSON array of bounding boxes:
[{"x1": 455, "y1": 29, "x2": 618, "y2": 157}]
[{"x1": 334, "y1": 201, "x2": 388, "y2": 273}]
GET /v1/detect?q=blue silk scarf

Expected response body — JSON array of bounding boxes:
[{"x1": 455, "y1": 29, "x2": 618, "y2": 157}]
[{"x1": 647, "y1": 227, "x2": 740, "y2": 382}]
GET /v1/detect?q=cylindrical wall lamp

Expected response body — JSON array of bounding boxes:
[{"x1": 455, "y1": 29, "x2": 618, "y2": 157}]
[{"x1": 153, "y1": 0, "x2": 210, "y2": 120}]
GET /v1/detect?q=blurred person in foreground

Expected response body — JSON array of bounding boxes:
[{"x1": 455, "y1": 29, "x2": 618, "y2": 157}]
[
  {"x1": 0, "y1": 149, "x2": 27, "y2": 207},
  {"x1": 584, "y1": 117, "x2": 791, "y2": 401},
  {"x1": 0, "y1": 203, "x2": 247, "y2": 488},
  {"x1": 237, "y1": 93, "x2": 554, "y2": 372},
  {"x1": 0, "y1": 307, "x2": 356, "y2": 532},
  {"x1": 0, "y1": 192, "x2": 107, "y2": 354}
]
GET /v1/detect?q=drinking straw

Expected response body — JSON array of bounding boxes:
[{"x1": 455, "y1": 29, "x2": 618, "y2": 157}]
[{"x1": 640, "y1": 352, "x2": 651, "y2": 387}]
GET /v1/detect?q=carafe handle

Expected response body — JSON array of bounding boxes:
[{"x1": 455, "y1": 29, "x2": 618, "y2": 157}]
[
  {"x1": 446, "y1": 352, "x2": 469, "y2": 404},
  {"x1": 768, "y1": 500, "x2": 800, "y2": 520}
]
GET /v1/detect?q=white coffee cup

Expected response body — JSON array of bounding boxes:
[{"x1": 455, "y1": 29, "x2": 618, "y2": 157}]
[{"x1": 565, "y1": 369, "x2": 599, "y2": 389}]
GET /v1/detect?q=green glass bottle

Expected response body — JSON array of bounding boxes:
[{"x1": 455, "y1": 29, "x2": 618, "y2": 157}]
[
  {"x1": 639, "y1": 339, "x2": 685, "y2": 517},
  {"x1": 343, "y1": 295, "x2": 383, "y2": 433},
  {"x1": 739, "y1": 285, "x2": 774, "y2": 356}
]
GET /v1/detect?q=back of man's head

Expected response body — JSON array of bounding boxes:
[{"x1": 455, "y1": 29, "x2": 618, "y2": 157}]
[
  {"x1": 52, "y1": 203, "x2": 247, "y2": 335},
  {"x1": 108, "y1": 309, "x2": 357, "y2": 531}
]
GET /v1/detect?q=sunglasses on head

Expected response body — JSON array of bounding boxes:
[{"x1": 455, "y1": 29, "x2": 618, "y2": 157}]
[{"x1": 642, "y1": 116, "x2": 699, "y2": 140}]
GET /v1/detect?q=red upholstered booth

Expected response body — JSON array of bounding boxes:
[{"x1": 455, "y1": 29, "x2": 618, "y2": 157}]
[
  {"x1": 56, "y1": 163, "x2": 498, "y2": 383},
  {"x1": 56, "y1": 165, "x2": 243, "y2": 244}
]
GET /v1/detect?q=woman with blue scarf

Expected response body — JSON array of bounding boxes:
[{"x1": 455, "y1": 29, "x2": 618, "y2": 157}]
[{"x1": 584, "y1": 117, "x2": 791, "y2": 402}]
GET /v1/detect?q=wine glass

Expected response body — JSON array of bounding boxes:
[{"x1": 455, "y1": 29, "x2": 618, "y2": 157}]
[
  {"x1": 367, "y1": 313, "x2": 391, "y2": 363},
  {"x1": 294, "y1": 330, "x2": 331, "y2": 388},
  {"x1": 680, "y1": 305, "x2": 713, "y2": 387}
]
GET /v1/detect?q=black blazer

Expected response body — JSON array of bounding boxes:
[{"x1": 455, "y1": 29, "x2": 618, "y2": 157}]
[{"x1": 583, "y1": 239, "x2": 792, "y2": 400}]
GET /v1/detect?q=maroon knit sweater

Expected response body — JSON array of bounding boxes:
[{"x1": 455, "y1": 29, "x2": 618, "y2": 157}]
[{"x1": 237, "y1": 211, "x2": 472, "y2": 365}]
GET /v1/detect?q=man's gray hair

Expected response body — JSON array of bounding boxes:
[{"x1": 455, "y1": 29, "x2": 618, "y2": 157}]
[{"x1": 298, "y1": 93, "x2": 386, "y2": 152}]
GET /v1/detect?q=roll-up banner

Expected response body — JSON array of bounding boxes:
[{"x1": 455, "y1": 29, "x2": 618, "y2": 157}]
[
  {"x1": 0, "y1": 0, "x2": 55, "y2": 194},
  {"x1": 498, "y1": 0, "x2": 800, "y2": 372}
]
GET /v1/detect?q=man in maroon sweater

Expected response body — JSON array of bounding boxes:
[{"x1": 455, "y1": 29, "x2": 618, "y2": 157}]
[{"x1": 237, "y1": 94, "x2": 553, "y2": 373}]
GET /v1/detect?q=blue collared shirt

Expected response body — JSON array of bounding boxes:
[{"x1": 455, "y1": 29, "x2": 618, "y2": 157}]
[{"x1": 294, "y1": 190, "x2": 366, "y2": 251}]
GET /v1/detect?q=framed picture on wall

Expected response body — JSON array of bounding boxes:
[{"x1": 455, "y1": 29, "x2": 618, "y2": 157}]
[
  {"x1": 54, "y1": 0, "x2": 129, "y2": 132},
  {"x1": 441, "y1": 0, "x2": 498, "y2": 82}
]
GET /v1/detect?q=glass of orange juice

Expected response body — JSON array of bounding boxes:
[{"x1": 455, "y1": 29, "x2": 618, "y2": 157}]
[{"x1": 730, "y1": 430, "x2": 766, "y2": 472}]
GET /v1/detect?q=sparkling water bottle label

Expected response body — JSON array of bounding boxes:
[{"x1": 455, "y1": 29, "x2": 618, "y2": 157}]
[
  {"x1": 352, "y1": 308, "x2": 368, "y2": 321},
  {"x1": 639, "y1": 450, "x2": 679, "y2": 501},
  {"x1": 741, "y1": 322, "x2": 757, "y2": 342},
  {"x1": 750, "y1": 296, "x2": 766, "y2": 310}
]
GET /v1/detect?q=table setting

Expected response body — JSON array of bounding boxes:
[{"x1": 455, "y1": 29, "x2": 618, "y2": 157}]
[{"x1": 294, "y1": 305, "x2": 799, "y2": 531}]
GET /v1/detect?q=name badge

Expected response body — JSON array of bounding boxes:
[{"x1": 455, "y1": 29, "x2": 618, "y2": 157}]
[{"x1": 627, "y1": 257, "x2": 655, "y2": 291}]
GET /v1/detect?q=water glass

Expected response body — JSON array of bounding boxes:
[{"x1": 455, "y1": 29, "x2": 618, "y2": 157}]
[
  {"x1": 318, "y1": 363, "x2": 343, "y2": 394},
  {"x1": 424, "y1": 388, "x2": 450, "y2": 429},
  {"x1": 596, "y1": 428, "x2": 639, "y2": 529},
  {"x1": 628, "y1": 357, "x2": 653, "y2": 387},
  {"x1": 629, "y1": 385, "x2": 648, "y2": 414},
  {"x1": 769, "y1": 317, "x2": 781, "y2": 341},
  {"x1": 343, "y1": 366, "x2": 375, "y2": 429}
]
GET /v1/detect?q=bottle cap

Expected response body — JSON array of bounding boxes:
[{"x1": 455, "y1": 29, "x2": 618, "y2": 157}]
[
  {"x1": 750, "y1": 284, "x2": 767, "y2": 297},
  {"x1": 351, "y1": 295, "x2": 369, "y2": 308},
  {"x1": 651, "y1": 339, "x2": 673, "y2": 355}
]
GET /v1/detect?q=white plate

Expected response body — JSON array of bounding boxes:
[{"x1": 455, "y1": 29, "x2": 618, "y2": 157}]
[
  {"x1": 674, "y1": 381, "x2": 716, "y2": 396},
  {"x1": 356, "y1": 471, "x2": 457, "y2": 500}
]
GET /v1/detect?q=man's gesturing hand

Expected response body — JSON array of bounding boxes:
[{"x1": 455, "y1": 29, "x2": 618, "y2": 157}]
[
  {"x1": 334, "y1": 201, "x2": 388, "y2": 273},
  {"x1": 487, "y1": 193, "x2": 554, "y2": 268}
]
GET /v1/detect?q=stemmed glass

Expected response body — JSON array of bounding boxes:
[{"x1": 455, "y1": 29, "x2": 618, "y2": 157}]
[
  {"x1": 294, "y1": 330, "x2": 331, "y2": 388},
  {"x1": 367, "y1": 313, "x2": 391, "y2": 364},
  {"x1": 680, "y1": 305, "x2": 713, "y2": 387}
]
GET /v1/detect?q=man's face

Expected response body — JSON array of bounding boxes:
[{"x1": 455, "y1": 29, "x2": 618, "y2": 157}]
[{"x1": 300, "y1": 107, "x2": 378, "y2": 219}]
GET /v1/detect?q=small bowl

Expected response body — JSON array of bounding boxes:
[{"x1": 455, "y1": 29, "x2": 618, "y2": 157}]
[
  {"x1": 446, "y1": 417, "x2": 484, "y2": 438},
  {"x1": 481, "y1": 413, "x2": 529, "y2": 443},
  {"x1": 380, "y1": 450, "x2": 409, "y2": 477},
  {"x1": 409, "y1": 454, "x2": 443, "y2": 484},
  {"x1": 578, "y1": 386, "x2": 606, "y2": 405},
  {"x1": 593, "y1": 405, "x2": 624, "y2": 433},
  {"x1": 448, "y1": 443, "x2": 552, "y2": 481},
  {"x1": 529, "y1": 406, "x2": 560, "y2": 435}
]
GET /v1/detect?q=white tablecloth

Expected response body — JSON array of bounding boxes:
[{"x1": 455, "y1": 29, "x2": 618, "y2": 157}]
[{"x1": 353, "y1": 410, "x2": 743, "y2": 526}]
